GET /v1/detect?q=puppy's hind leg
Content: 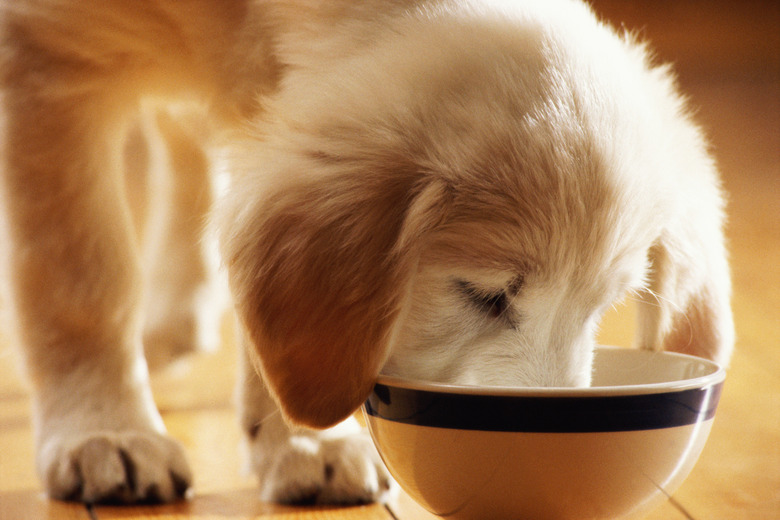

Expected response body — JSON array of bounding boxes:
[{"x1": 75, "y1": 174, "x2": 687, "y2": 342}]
[
  {"x1": 236, "y1": 327, "x2": 395, "y2": 505},
  {"x1": 135, "y1": 110, "x2": 226, "y2": 371}
]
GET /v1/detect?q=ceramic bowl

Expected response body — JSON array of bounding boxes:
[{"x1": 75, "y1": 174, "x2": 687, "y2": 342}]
[{"x1": 364, "y1": 347, "x2": 725, "y2": 520}]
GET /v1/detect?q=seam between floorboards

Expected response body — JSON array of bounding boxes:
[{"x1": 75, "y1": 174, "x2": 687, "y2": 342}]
[
  {"x1": 384, "y1": 503, "x2": 401, "y2": 520},
  {"x1": 668, "y1": 495, "x2": 696, "y2": 520}
]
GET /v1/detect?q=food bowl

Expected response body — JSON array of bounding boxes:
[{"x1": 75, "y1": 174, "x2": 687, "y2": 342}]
[{"x1": 363, "y1": 347, "x2": 724, "y2": 520}]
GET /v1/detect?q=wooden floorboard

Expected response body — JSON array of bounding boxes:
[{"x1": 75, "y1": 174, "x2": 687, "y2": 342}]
[
  {"x1": 93, "y1": 493, "x2": 394, "y2": 520},
  {"x1": 1, "y1": 2, "x2": 778, "y2": 519}
]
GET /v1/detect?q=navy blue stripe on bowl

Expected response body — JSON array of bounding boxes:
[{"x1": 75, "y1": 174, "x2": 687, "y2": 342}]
[{"x1": 364, "y1": 382, "x2": 723, "y2": 433}]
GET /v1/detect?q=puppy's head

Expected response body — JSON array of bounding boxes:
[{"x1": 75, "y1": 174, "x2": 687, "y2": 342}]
[{"x1": 220, "y1": 2, "x2": 732, "y2": 428}]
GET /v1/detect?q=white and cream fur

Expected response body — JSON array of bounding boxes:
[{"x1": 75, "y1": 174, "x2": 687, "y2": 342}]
[{"x1": 0, "y1": 0, "x2": 733, "y2": 506}]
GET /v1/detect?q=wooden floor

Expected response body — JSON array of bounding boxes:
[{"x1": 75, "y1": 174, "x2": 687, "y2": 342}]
[{"x1": 1, "y1": 2, "x2": 778, "y2": 519}]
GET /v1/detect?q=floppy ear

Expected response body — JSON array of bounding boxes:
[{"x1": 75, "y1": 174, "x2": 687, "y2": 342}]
[
  {"x1": 220, "y1": 159, "x2": 446, "y2": 428},
  {"x1": 634, "y1": 214, "x2": 734, "y2": 367}
]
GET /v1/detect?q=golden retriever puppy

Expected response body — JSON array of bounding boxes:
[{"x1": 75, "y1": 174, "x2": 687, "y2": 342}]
[{"x1": 0, "y1": 0, "x2": 733, "y2": 506}]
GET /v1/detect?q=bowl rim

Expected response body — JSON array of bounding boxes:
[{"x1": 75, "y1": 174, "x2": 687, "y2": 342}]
[{"x1": 375, "y1": 346, "x2": 725, "y2": 398}]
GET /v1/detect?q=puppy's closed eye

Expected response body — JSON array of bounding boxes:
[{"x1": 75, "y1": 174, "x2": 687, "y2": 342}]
[{"x1": 455, "y1": 280, "x2": 511, "y2": 319}]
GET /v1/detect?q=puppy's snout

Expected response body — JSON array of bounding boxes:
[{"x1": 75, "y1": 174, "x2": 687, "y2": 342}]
[
  {"x1": 470, "y1": 352, "x2": 592, "y2": 389},
  {"x1": 513, "y1": 365, "x2": 589, "y2": 389}
]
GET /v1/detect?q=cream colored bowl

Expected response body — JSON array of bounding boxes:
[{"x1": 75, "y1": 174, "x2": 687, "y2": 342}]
[{"x1": 364, "y1": 347, "x2": 725, "y2": 520}]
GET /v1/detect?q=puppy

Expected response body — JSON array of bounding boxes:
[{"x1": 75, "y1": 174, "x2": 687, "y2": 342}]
[{"x1": 0, "y1": 0, "x2": 733, "y2": 506}]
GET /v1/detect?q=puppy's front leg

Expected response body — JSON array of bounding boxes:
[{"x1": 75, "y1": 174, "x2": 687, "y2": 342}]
[
  {"x1": 236, "y1": 332, "x2": 394, "y2": 505},
  {"x1": 1, "y1": 79, "x2": 191, "y2": 504}
]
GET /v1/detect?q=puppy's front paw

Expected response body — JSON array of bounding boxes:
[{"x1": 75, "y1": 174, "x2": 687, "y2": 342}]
[
  {"x1": 253, "y1": 430, "x2": 395, "y2": 505},
  {"x1": 39, "y1": 431, "x2": 192, "y2": 504}
]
